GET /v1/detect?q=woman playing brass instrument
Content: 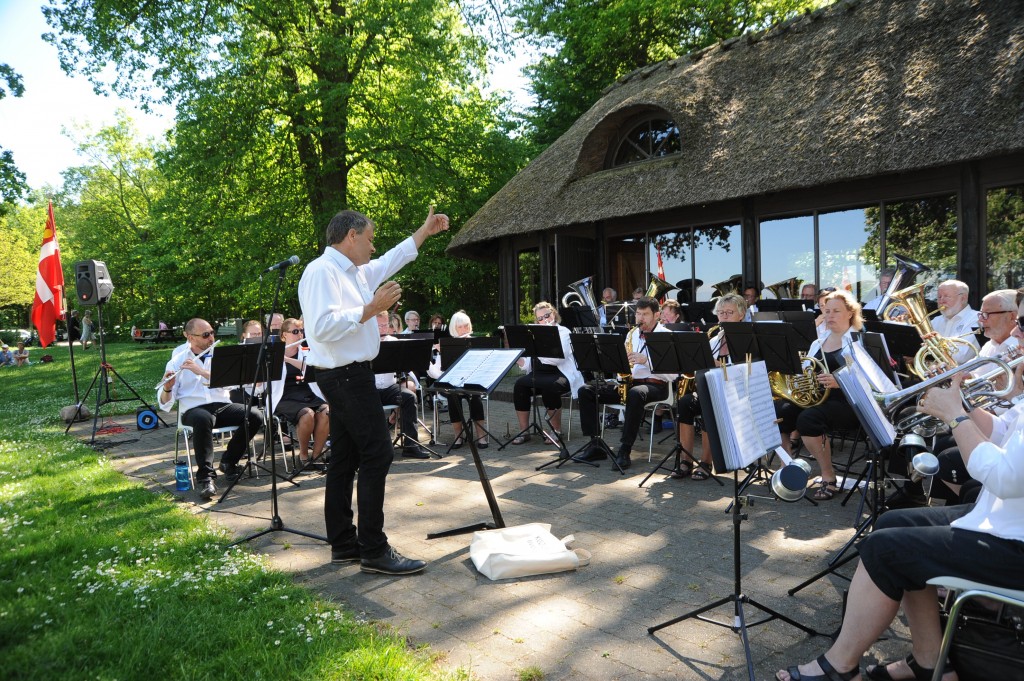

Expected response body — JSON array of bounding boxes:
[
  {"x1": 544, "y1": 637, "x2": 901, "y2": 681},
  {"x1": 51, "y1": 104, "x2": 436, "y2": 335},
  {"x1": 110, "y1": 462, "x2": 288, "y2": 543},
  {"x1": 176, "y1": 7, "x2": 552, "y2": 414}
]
[
  {"x1": 673, "y1": 293, "x2": 745, "y2": 480},
  {"x1": 510, "y1": 302, "x2": 584, "y2": 443},
  {"x1": 775, "y1": 290, "x2": 865, "y2": 501}
]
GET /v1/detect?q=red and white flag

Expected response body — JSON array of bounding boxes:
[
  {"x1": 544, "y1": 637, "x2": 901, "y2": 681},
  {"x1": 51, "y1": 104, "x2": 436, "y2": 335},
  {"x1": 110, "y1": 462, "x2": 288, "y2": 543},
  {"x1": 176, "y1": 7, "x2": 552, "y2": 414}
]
[
  {"x1": 655, "y1": 246, "x2": 667, "y2": 303},
  {"x1": 30, "y1": 201, "x2": 65, "y2": 348}
]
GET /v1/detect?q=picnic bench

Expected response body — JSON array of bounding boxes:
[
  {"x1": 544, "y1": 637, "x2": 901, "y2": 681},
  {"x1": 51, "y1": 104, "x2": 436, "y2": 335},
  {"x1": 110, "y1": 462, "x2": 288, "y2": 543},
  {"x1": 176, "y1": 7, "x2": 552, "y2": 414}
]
[{"x1": 133, "y1": 329, "x2": 177, "y2": 343}]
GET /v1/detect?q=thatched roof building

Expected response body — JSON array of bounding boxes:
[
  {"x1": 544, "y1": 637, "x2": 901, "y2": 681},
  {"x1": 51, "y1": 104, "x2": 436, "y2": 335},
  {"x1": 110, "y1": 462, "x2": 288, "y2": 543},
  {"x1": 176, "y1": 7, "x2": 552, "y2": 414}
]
[{"x1": 451, "y1": 0, "x2": 1024, "y2": 323}]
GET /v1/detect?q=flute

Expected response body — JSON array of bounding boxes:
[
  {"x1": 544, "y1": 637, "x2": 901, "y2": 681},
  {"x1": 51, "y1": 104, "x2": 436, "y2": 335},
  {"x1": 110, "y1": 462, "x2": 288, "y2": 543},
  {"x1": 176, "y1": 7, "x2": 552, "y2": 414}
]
[{"x1": 155, "y1": 341, "x2": 220, "y2": 390}]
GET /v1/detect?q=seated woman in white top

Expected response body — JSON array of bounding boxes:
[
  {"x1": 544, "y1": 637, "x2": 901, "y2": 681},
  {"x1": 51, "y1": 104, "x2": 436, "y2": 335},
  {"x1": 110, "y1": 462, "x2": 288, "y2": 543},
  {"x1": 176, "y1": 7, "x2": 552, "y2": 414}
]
[
  {"x1": 509, "y1": 302, "x2": 584, "y2": 443},
  {"x1": 428, "y1": 311, "x2": 488, "y2": 448}
]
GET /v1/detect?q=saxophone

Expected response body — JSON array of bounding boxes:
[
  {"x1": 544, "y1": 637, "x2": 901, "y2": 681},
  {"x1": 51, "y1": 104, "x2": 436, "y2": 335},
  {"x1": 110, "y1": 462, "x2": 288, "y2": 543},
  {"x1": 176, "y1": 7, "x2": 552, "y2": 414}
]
[
  {"x1": 618, "y1": 326, "x2": 637, "y2": 402},
  {"x1": 677, "y1": 325, "x2": 720, "y2": 398}
]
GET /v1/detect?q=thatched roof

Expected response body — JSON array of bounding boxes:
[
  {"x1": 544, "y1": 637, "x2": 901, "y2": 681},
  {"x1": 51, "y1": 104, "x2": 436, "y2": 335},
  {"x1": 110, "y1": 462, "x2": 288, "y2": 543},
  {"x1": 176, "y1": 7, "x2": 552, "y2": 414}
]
[{"x1": 449, "y1": 0, "x2": 1024, "y2": 257}]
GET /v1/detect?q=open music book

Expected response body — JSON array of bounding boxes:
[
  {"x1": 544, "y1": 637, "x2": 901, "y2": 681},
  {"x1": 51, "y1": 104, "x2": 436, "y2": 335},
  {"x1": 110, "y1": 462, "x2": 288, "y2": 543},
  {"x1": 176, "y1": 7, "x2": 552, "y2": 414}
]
[
  {"x1": 434, "y1": 348, "x2": 523, "y2": 394},
  {"x1": 834, "y1": 356, "x2": 897, "y2": 451},
  {"x1": 703, "y1": 361, "x2": 783, "y2": 471}
]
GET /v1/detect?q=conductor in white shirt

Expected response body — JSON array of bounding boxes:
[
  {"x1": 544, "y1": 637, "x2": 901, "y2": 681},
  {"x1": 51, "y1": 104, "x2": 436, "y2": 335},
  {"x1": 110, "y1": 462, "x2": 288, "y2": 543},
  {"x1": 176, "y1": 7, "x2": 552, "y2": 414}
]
[{"x1": 298, "y1": 207, "x2": 448, "y2": 576}]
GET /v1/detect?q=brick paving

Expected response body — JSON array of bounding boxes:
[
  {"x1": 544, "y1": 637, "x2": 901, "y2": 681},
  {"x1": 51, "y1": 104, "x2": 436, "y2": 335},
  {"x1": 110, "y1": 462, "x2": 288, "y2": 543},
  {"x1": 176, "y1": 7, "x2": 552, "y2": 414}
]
[{"x1": 80, "y1": 390, "x2": 916, "y2": 681}]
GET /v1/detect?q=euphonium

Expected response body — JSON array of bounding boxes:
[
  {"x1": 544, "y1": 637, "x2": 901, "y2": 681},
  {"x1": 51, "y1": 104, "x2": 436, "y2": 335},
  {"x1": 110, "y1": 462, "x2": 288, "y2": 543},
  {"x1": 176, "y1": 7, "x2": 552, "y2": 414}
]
[
  {"x1": 711, "y1": 274, "x2": 743, "y2": 299},
  {"x1": 883, "y1": 282, "x2": 977, "y2": 378},
  {"x1": 768, "y1": 352, "x2": 830, "y2": 408},
  {"x1": 618, "y1": 326, "x2": 637, "y2": 402},
  {"x1": 766, "y1": 277, "x2": 803, "y2": 300}
]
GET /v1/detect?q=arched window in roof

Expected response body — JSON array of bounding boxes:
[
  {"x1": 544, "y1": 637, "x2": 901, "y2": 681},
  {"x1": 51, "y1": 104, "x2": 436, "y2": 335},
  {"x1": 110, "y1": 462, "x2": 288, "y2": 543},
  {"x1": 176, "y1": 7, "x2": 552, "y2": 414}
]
[{"x1": 609, "y1": 118, "x2": 681, "y2": 167}]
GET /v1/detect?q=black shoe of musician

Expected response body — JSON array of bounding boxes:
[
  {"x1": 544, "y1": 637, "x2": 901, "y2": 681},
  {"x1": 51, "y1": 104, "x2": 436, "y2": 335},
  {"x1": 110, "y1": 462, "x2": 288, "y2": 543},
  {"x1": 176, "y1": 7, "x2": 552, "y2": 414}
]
[
  {"x1": 614, "y1": 446, "x2": 632, "y2": 470},
  {"x1": 885, "y1": 488, "x2": 929, "y2": 510},
  {"x1": 360, "y1": 546, "x2": 427, "y2": 575},
  {"x1": 198, "y1": 479, "x2": 217, "y2": 500},
  {"x1": 331, "y1": 545, "x2": 361, "y2": 563},
  {"x1": 580, "y1": 445, "x2": 607, "y2": 461},
  {"x1": 218, "y1": 462, "x2": 243, "y2": 480},
  {"x1": 402, "y1": 445, "x2": 430, "y2": 459}
]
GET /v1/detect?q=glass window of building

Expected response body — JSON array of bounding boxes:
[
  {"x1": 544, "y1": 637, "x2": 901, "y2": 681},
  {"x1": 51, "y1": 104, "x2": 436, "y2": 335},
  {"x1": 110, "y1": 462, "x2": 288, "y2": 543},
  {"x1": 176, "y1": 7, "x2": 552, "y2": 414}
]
[
  {"x1": 880, "y1": 195, "x2": 958, "y2": 289},
  {"x1": 651, "y1": 225, "x2": 742, "y2": 302},
  {"x1": 986, "y1": 185, "x2": 1024, "y2": 292},
  {"x1": 819, "y1": 208, "x2": 876, "y2": 301},
  {"x1": 759, "y1": 215, "x2": 814, "y2": 297},
  {"x1": 610, "y1": 119, "x2": 681, "y2": 167}
]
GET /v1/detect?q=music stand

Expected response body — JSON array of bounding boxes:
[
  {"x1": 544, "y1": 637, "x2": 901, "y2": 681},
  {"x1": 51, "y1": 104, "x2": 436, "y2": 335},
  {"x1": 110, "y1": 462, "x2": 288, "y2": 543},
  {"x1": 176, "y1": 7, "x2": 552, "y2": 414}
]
[
  {"x1": 499, "y1": 324, "x2": 569, "y2": 453},
  {"x1": 436, "y1": 336, "x2": 501, "y2": 453},
  {"x1": 638, "y1": 332, "x2": 723, "y2": 487},
  {"x1": 208, "y1": 342, "x2": 297, "y2": 502},
  {"x1": 560, "y1": 306, "x2": 599, "y2": 331},
  {"x1": 681, "y1": 302, "x2": 717, "y2": 328},
  {"x1": 779, "y1": 311, "x2": 818, "y2": 348},
  {"x1": 536, "y1": 334, "x2": 616, "y2": 471},
  {"x1": 604, "y1": 301, "x2": 635, "y2": 328},
  {"x1": 758, "y1": 299, "x2": 807, "y2": 313},
  {"x1": 649, "y1": 371, "x2": 823, "y2": 679},
  {"x1": 720, "y1": 322, "x2": 761, "y2": 361},
  {"x1": 426, "y1": 348, "x2": 522, "y2": 539},
  {"x1": 372, "y1": 338, "x2": 440, "y2": 457}
]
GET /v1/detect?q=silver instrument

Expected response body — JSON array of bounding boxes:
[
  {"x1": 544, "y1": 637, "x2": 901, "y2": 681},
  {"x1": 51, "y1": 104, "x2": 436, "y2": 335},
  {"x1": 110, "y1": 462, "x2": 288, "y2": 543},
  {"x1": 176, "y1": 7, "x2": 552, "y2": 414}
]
[{"x1": 155, "y1": 340, "x2": 220, "y2": 390}]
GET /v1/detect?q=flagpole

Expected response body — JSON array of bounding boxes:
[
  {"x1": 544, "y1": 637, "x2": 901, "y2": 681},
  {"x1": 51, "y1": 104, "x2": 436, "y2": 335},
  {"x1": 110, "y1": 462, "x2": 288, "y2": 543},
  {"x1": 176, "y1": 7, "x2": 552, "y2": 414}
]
[{"x1": 66, "y1": 304, "x2": 80, "y2": 404}]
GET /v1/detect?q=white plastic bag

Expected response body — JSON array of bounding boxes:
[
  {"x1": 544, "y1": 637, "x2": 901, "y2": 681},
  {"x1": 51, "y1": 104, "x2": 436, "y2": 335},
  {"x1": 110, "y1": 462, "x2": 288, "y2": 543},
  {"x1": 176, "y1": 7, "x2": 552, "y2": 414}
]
[{"x1": 469, "y1": 523, "x2": 587, "y2": 580}]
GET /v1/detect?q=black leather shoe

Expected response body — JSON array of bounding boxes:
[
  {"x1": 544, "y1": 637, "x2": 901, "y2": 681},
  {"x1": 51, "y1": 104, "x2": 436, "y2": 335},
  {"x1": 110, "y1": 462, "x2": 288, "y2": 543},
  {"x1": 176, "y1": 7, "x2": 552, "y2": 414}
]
[
  {"x1": 331, "y1": 545, "x2": 361, "y2": 563},
  {"x1": 580, "y1": 445, "x2": 607, "y2": 461},
  {"x1": 885, "y1": 488, "x2": 929, "y2": 510},
  {"x1": 198, "y1": 479, "x2": 217, "y2": 500},
  {"x1": 360, "y1": 546, "x2": 426, "y2": 575},
  {"x1": 614, "y1": 447, "x2": 632, "y2": 470},
  {"x1": 402, "y1": 445, "x2": 430, "y2": 459},
  {"x1": 218, "y1": 462, "x2": 243, "y2": 479}
]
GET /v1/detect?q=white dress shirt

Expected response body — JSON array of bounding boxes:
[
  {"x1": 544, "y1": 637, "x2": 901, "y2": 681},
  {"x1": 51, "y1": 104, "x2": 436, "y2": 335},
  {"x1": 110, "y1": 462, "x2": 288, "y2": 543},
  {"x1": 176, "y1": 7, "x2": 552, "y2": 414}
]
[
  {"x1": 980, "y1": 335, "x2": 1019, "y2": 359},
  {"x1": 157, "y1": 342, "x2": 231, "y2": 414},
  {"x1": 629, "y1": 323, "x2": 675, "y2": 383},
  {"x1": 519, "y1": 324, "x2": 585, "y2": 397},
  {"x1": 298, "y1": 238, "x2": 418, "y2": 369},
  {"x1": 932, "y1": 305, "x2": 981, "y2": 363}
]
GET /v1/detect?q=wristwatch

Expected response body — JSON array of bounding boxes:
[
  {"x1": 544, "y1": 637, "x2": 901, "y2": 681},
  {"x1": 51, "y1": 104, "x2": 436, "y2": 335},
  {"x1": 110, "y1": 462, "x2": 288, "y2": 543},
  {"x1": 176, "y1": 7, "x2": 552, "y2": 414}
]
[{"x1": 948, "y1": 415, "x2": 970, "y2": 430}]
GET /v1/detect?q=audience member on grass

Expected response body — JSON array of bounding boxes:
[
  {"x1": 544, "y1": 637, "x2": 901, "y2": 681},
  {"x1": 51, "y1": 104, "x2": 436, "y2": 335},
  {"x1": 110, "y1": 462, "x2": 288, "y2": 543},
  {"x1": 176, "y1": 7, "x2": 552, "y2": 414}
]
[{"x1": 13, "y1": 342, "x2": 30, "y2": 367}]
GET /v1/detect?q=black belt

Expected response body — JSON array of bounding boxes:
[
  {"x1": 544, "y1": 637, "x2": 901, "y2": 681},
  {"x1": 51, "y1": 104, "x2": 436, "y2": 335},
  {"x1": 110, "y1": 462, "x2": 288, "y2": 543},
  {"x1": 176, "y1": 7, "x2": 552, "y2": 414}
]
[
  {"x1": 316, "y1": 360, "x2": 371, "y2": 373},
  {"x1": 632, "y1": 378, "x2": 667, "y2": 386}
]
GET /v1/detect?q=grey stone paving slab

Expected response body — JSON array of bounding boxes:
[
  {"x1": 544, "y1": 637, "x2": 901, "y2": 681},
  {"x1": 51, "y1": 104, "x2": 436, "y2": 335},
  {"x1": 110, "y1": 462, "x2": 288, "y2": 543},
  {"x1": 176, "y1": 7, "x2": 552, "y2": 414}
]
[{"x1": 82, "y1": 395, "x2": 919, "y2": 681}]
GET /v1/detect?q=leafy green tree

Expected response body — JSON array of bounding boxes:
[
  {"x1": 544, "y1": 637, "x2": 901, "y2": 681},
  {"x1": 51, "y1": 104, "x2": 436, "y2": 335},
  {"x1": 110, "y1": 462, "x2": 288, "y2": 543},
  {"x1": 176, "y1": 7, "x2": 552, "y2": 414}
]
[
  {"x1": 509, "y1": 0, "x2": 826, "y2": 146},
  {"x1": 0, "y1": 64, "x2": 28, "y2": 215},
  {"x1": 0, "y1": 205, "x2": 40, "y2": 318}
]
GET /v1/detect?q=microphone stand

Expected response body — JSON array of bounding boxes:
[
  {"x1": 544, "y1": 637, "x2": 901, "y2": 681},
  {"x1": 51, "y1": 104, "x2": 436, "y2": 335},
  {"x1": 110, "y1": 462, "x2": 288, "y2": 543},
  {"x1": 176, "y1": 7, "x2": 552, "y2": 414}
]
[{"x1": 229, "y1": 262, "x2": 326, "y2": 548}]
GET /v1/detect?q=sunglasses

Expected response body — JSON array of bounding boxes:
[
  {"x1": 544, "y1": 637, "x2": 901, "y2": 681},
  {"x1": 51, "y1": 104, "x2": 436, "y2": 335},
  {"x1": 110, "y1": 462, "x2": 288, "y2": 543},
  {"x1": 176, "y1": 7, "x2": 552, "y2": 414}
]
[
  {"x1": 286, "y1": 328, "x2": 305, "y2": 335},
  {"x1": 189, "y1": 330, "x2": 216, "y2": 339},
  {"x1": 978, "y1": 310, "x2": 1014, "y2": 321},
  {"x1": 536, "y1": 312, "x2": 553, "y2": 322}
]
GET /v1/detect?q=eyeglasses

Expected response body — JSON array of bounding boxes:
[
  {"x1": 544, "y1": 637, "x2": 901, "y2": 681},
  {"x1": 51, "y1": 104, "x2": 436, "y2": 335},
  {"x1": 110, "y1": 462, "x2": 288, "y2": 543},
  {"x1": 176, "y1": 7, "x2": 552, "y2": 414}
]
[
  {"x1": 286, "y1": 328, "x2": 305, "y2": 335},
  {"x1": 189, "y1": 330, "x2": 216, "y2": 339},
  {"x1": 978, "y1": 310, "x2": 1013, "y2": 321},
  {"x1": 536, "y1": 312, "x2": 553, "y2": 322}
]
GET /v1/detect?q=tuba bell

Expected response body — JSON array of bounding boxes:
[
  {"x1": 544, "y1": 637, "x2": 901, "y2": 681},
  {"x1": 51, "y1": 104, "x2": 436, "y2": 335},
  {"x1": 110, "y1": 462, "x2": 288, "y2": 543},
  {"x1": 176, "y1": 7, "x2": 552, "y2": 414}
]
[
  {"x1": 561, "y1": 276, "x2": 601, "y2": 313},
  {"x1": 711, "y1": 274, "x2": 743, "y2": 299},
  {"x1": 882, "y1": 282, "x2": 977, "y2": 378},
  {"x1": 874, "y1": 253, "x2": 930, "y2": 317},
  {"x1": 766, "y1": 277, "x2": 803, "y2": 300},
  {"x1": 645, "y1": 274, "x2": 676, "y2": 300}
]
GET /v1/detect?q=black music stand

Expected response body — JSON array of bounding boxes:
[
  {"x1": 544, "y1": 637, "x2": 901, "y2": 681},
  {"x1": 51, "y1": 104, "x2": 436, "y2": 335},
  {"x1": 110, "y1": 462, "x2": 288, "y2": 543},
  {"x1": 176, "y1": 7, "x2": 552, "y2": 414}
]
[
  {"x1": 758, "y1": 299, "x2": 806, "y2": 313},
  {"x1": 779, "y1": 311, "x2": 818, "y2": 347},
  {"x1": 638, "y1": 332, "x2": 723, "y2": 487},
  {"x1": 681, "y1": 302, "x2": 717, "y2": 328},
  {"x1": 426, "y1": 348, "x2": 522, "y2": 539},
  {"x1": 436, "y1": 336, "x2": 501, "y2": 453},
  {"x1": 604, "y1": 301, "x2": 635, "y2": 328},
  {"x1": 788, "y1": 357, "x2": 896, "y2": 597},
  {"x1": 500, "y1": 324, "x2": 568, "y2": 453},
  {"x1": 535, "y1": 334, "x2": 613, "y2": 471},
  {"x1": 372, "y1": 338, "x2": 440, "y2": 457},
  {"x1": 719, "y1": 322, "x2": 761, "y2": 361},
  {"x1": 649, "y1": 372, "x2": 823, "y2": 679},
  {"x1": 208, "y1": 341, "x2": 296, "y2": 502},
  {"x1": 560, "y1": 306, "x2": 599, "y2": 331}
]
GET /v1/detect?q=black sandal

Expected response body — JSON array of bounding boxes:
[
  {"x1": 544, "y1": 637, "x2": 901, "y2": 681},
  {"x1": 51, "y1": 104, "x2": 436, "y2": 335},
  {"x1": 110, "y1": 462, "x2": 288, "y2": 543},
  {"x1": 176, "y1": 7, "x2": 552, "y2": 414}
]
[
  {"x1": 691, "y1": 465, "x2": 710, "y2": 481},
  {"x1": 865, "y1": 653, "x2": 952, "y2": 680},
  {"x1": 669, "y1": 462, "x2": 692, "y2": 479},
  {"x1": 777, "y1": 654, "x2": 858, "y2": 681},
  {"x1": 812, "y1": 479, "x2": 839, "y2": 501}
]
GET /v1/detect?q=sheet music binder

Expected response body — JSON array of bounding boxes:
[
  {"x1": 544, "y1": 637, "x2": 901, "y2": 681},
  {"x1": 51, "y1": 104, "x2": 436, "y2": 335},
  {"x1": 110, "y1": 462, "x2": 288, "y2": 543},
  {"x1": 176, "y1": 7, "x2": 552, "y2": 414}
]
[
  {"x1": 696, "y1": 361, "x2": 783, "y2": 473},
  {"x1": 209, "y1": 342, "x2": 286, "y2": 389},
  {"x1": 833, "y1": 358, "x2": 896, "y2": 451},
  {"x1": 438, "y1": 336, "x2": 500, "y2": 374},
  {"x1": 434, "y1": 349, "x2": 524, "y2": 394}
]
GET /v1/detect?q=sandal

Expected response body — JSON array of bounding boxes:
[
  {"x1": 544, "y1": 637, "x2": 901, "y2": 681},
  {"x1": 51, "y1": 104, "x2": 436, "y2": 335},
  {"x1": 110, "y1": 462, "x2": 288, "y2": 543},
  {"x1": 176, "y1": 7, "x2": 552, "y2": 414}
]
[
  {"x1": 691, "y1": 465, "x2": 710, "y2": 481},
  {"x1": 777, "y1": 654, "x2": 858, "y2": 681},
  {"x1": 669, "y1": 462, "x2": 692, "y2": 479},
  {"x1": 812, "y1": 479, "x2": 840, "y2": 501},
  {"x1": 476, "y1": 437, "x2": 489, "y2": 449},
  {"x1": 511, "y1": 434, "x2": 532, "y2": 445},
  {"x1": 865, "y1": 653, "x2": 953, "y2": 680}
]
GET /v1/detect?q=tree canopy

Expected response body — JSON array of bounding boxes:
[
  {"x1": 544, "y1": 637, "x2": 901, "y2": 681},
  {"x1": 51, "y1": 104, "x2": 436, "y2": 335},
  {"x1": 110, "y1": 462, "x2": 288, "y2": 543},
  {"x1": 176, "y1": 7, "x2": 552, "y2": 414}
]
[{"x1": 0, "y1": 64, "x2": 28, "y2": 215}]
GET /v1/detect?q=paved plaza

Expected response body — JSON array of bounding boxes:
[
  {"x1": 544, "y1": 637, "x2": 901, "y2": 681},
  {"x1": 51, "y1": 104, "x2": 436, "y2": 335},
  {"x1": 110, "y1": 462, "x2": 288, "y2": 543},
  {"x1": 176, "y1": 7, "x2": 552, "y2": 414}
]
[{"x1": 80, "y1": 390, "x2": 916, "y2": 681}]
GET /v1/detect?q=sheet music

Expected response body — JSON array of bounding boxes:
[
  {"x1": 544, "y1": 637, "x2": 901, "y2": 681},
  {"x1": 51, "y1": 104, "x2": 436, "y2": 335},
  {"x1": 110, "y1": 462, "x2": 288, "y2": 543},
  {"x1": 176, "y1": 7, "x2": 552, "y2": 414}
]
[
  {"x1": 834, "y1": 359, "x2": 896, "y2": 449},
  {"x1": 842, "y1": 341, "x2": 897, "y2": 393},
  {"x1": 705, "y1": 361, "x2": 782, "y2": 470},
  {"x1": 437, "y1": 349, "x2": 523, "y2": 392}
]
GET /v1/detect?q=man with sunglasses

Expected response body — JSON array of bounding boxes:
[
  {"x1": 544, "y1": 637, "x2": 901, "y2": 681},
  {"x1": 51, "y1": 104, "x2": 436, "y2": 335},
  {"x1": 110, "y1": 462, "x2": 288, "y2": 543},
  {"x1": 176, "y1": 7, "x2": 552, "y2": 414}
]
[{"x1": 157, "y1": 318, "x2": 264, "y2": 500}]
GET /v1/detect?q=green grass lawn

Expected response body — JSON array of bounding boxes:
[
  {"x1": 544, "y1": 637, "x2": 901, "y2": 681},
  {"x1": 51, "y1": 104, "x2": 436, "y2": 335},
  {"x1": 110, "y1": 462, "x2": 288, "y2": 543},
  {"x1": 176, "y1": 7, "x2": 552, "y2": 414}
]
[{"x1": 0, "y1": 342, "x2": 466, "y2": 680}]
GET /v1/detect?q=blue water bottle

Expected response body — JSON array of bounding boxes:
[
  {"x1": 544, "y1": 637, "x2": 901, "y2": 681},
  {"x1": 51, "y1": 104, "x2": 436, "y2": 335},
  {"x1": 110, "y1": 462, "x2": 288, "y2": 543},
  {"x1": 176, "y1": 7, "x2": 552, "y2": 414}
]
[{"x1": 175, "y1": 461, "x2": 191, "y2": 491}]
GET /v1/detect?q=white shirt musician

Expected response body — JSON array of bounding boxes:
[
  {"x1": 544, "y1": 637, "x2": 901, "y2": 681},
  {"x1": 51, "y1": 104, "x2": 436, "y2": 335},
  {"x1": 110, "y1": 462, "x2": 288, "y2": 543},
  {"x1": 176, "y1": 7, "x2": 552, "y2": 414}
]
[
  {"x1": 426, "y1": 310, "x2": 488, "y2": 449},
  {"x1": 373, "y1": 311, "x2": 428, "y2": 458},
  {"x1": 510, "y1": 302, "x2": 585, "y2": 443},
  {"x1": 931, "y1": 280, "x2": 980, "y2": 363},
  {"x1": 577, "y1": 297, "x2": 671, "y2": 469},
  {"x1": 157, "y1": 318, "x2": 264, "y2": 500}
]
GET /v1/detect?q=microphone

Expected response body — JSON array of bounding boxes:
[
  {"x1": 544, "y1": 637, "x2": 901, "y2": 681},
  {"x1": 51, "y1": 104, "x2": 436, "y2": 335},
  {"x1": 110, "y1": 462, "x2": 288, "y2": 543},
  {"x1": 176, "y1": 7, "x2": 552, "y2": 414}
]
[{"x1": 263, "y1": 255, "x2": 300, "y2": 273}]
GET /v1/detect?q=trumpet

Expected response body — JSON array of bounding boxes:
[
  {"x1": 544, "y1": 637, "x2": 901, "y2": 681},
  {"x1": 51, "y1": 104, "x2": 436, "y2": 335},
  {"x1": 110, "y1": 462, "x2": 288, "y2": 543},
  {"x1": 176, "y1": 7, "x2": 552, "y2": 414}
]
[
  {"x1": 873, "y1": 355, "x2": 1015, "y2": 432},
  {"x1": 156, "y1": 341, "x2": 220, "y2": 390},
  {"x1": 960, "y1": 346, "x2": 1024, "y2": 410}
]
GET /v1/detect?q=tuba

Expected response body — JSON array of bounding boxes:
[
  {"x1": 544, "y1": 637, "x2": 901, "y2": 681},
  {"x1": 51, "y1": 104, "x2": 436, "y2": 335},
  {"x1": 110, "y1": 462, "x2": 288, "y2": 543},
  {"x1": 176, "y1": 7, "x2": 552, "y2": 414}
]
[
  {"x1": 766, "y1": 277, "x2": 803, "y2": 300},
  {"x1": 883, "y1": 282, "x2": 977, "y2": 378},
  {"x1": 645, "y1": 274, "x2": 676, "y2": 300},
  {"x1": 561, "y1": 276, "x2": 600, "y2": 313},
  {"x1": 768, "y1": 353, "x2": 830, "y2": 408},
  {"x1": 874, "y1": 253, "x2": 930, "y2": 317},
  {"x1": 711, "y1": 274, "x2": 743, "y2": 299}
]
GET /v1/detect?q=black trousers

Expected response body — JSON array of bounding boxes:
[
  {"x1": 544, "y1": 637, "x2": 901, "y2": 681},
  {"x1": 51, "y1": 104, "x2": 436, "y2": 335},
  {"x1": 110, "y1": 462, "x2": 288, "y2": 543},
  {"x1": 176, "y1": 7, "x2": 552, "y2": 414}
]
[
  {"x1": 513, "y1": 366, "x2": 570, "y2": 411},
  {"x1": 857, "y1": 504, "x2": 1024, "y2": 601},
  {"x1": 316, "y1": 362, "x2": 394, "y2": 558},
  {"x1": 578, "y1": 381, "x2": 669, "y2": 449},
  {"x1": 181, "y1": 402, "x2": 263, "y2": 482},
  {"x1": 378, "y1": 384, "x2": 419, "y2": 445}
]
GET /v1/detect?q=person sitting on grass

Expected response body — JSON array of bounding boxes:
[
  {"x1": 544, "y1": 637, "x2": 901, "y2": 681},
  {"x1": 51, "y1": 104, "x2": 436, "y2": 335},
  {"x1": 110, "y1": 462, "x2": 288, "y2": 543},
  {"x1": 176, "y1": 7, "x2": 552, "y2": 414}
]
[
  {"x1": 0, "y1": 343, "x2": 13, "y2": 367},
  {"x1": 13, "y1": 341, "x2": 30, "y2": 367}
]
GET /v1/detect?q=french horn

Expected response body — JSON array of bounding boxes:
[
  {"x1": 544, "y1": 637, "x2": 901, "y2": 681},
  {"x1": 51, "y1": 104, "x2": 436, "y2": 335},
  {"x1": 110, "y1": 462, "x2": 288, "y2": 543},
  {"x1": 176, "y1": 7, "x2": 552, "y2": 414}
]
[{"x1": 768, "y1": 352, "x2": 830, "y2": 408}]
